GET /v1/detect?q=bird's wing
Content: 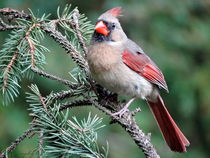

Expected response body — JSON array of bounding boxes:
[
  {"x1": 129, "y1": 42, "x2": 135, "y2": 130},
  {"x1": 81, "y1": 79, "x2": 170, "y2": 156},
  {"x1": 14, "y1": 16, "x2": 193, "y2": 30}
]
[{"x1": 122, "y1": 47, "x2": 168, "y2": 92}]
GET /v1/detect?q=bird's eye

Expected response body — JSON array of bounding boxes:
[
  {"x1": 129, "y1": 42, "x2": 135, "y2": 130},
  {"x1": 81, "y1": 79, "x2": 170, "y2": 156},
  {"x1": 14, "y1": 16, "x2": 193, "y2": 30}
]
[{"x1": 111, "y1": 23, "x2": 116, "y2": 29}]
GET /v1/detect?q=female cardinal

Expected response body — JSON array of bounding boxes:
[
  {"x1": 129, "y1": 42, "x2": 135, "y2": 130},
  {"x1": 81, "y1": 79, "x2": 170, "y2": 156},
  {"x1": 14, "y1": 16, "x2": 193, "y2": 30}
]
[{"x1": 87, "y1": 7, "x2": 190, "y2": 152}]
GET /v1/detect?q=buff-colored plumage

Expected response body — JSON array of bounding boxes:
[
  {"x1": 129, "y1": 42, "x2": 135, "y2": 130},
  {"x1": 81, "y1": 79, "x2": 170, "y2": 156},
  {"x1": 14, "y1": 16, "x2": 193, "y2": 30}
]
[
  {"x1": 88, "y1": 40, "x2": 157, "y2": 100},
  {"x1": 87, "y1": 7, "x2": 190, "y2": 152},
  {"x1": 88, "y1": 7, "x2": 157, "y2": 100}
]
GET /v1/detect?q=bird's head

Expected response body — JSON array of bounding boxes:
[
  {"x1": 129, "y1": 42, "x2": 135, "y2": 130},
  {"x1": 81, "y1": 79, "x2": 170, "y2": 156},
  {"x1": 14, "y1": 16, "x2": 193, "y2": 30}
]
[{"x1": 92, "y1": 7, "x2": 127, "y2": 43}]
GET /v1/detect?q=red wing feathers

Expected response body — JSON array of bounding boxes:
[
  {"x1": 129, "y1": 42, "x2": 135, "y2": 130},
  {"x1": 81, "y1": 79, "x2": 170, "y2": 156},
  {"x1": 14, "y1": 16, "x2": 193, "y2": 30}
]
[{"x1": 122, "y1": 50, "x2": 168, "y2": 92}]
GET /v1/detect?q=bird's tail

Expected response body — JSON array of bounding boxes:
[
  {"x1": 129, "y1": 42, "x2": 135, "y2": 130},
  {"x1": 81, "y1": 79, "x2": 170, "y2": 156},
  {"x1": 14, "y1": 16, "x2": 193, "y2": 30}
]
[{"x1": 147, "y1": 95, "x2": 190, "y2": 152}]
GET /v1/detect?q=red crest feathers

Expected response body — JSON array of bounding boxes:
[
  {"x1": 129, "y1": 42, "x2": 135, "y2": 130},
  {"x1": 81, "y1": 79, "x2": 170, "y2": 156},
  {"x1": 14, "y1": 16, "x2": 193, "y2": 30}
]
[{"x1": 106, "y1": 7, "x2": 122, "y2": 17}]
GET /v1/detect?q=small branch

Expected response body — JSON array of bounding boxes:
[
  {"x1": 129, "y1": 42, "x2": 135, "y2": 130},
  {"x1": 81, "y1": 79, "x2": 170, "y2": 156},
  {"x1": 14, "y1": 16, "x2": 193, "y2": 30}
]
[
  {"x1": 38, "y1": 92, "x2": 48, "y2": 112},
  {"x1": 31, "y1": 67, "x2": 78, "y2": 89},
  {"x1": 72, "y1": 9, "x2": 88, "y2": 57},
  {"x1": 67, "y1": 120, "x2": 83, "y2": 132},
  {"x1": 3, "y1": 52, "x2": 18, "y2": 89},
  {"x1": 0, "y1": 18, "x2": 23, "y2": 31},
  {"x1": 90, "y1": 99, "x2": 160, "y2": 158},
  {"x1": 25, "y1": 23, "x2": 40, "y2": 68},
  {"x1": 0, "y1": 8, "x2": 31, "y2": 20},
  {"x1": 2, "y1": 35, "x2": 26, "y2": 89},
  {"x1": 49, "y1": 15, "x2": 88, "y2": 57},
  {"x1": 59, "y1": 99, "x2": 92, "y2": 111},
  {"x1": 0, "y1": 125, "x2": 33, "y2": 158},
  {"x1": 60, "y1": 129, "x2": 100, "y2": 158},
  {"x1": 38, "y1": 131, "x2": 43, "y2": 157},
  {"x1": 50, "y1": 89, "x2": 78, "y2": 101}
]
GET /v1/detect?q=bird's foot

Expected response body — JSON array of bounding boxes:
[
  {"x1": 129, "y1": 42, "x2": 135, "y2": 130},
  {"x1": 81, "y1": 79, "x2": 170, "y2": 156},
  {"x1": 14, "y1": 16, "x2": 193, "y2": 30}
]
[
  {"x1": 111, "y1": 107, "x2": 129, "y2": 117},
  {"x1": 111, "y1": 96, "x2": 136, "y2": 117}
]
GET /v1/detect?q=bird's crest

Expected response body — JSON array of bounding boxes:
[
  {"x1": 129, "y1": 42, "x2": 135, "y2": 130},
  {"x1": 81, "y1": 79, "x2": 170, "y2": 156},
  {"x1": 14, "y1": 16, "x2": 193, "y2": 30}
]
[{"x1": 106, "y1": 7, "x2": 122, "y2": 17}]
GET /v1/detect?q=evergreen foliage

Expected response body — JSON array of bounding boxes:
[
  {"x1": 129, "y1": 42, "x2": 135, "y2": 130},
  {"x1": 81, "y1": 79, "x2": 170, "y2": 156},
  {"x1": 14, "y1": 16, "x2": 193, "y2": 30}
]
[
  {"x1": 0, "y1": 13, "x2": 49, "y2": 105},
  {"x1": 0, "y1": 5, "x2": 108, "y2": 158},
  {"x1": 0, "y1": 4, "x2": 93, "y2": 105},
  {"x1": 26, "y1": 84, "x2": 108, "y2": 158}
]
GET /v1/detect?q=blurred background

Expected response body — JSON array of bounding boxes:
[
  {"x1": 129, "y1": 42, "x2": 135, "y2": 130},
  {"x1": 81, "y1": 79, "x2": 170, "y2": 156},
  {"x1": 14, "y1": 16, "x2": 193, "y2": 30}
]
[{"x1": 0, "y1": 0, "x2": 210, "y2": 157}]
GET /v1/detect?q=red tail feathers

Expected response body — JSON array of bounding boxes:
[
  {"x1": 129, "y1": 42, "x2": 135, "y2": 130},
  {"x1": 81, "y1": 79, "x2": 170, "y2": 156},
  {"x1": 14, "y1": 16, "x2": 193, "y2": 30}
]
[{"x1": 147, "y1": 95, "x2": 190, "y2": 152}]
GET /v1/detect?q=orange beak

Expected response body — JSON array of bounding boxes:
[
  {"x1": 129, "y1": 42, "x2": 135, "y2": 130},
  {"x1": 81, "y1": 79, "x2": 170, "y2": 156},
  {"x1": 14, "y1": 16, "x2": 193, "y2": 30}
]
[{"x1": 94, "y1": 21, "x2": 109, "y2": 36}]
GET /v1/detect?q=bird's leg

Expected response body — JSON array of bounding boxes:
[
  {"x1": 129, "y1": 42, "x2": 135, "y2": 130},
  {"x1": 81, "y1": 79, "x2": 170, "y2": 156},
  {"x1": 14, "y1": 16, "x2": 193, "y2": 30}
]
[{"x1": 112, "y1": 96, "x2": 136, "y2": 117}]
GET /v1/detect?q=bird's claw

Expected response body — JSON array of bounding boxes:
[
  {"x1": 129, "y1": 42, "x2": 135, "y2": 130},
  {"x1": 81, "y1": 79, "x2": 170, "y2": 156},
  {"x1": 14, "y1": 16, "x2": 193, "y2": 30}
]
[
  {"x1": 111, "y1": 108, "x2": 129, "y2": 117},
  {"x1": 111, "y1": 96, "x2": 136, "y2": 117}
]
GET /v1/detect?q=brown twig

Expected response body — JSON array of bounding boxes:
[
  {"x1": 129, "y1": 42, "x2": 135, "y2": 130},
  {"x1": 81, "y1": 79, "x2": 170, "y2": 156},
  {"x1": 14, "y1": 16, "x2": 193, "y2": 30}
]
[
  {"x1": 50, "y1": 89, "x2": 79, "y2": 101},
  {"x1": 67, "y1": 120, "x2": 83, "y2": 132},
  {"x1": 38, "y1": 131, "x2": 43, "y2": 157},
  {"x1": 90, "y1": 99, "x2": 160, "y2": 158},
  {"x1": 2, "y1": 35, "x2": 26, "y2": 89},
  {"x1": 31, "y1": 67, "x2": 78, "y2": 89},
  {"x1": 59, "y1": 99, "x2": 92, "y2": 111},
  {"x1": 72, "y1": 9, "x2": 88, "y2": 57},
  {"x1": 0, "y1": 8, "x2": 31, "y2": 20},
  {"x1": 27, "y1": 85, "x2": 47, "y2": 112},
  {"x1": 38, "y1": 93, "x2": 48, "y2": 112},
  {"x1": 25, "y1": 23, "x2": 40, "y2": 68},
  {"x1": 3, "y1": 52, "x2": 18, "y2": 89},
  {"x1": 0, "y1": 18, "x2": 23, "y2": 31}
]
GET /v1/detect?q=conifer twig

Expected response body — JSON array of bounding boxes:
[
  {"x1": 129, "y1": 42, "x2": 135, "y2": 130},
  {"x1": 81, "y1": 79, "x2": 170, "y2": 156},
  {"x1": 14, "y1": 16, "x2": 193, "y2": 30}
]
[
  {"x1": 59, "y1": 99, "x2": 92, "y2": 111},
  {"x1": 38, "y1": 131, "x2": 43, "y2": 157},
  {"x1": 0, "y1": 18, "x2": 23, "y2": 31},
  {"x1": 31, "y1": 67, "x2": 78, "y2": 89},
  {"x1": 67, "y1": 120, "x2": 83, "y2": 132},
  {"x1": 72, "y1": 9, "x2": 88, "y2": 56},
  {"x1": 90, "y1": 99, "x2": 160, "y2": 158},
  {"x1": 0, "y1": 8, "x2": 31, "y2": 20},
  {"x1": 50, "y1": 89, "x2": 79, "y2": 101},
  {"x1": 3, "y1": 52, "x2": 18, "y2": 89},
  {"x1": 25, "y1": 23, "x2": 40, "y2": 68},
  {"x1": 38, "y1": 92, "x2": 48, "y2": 112}
]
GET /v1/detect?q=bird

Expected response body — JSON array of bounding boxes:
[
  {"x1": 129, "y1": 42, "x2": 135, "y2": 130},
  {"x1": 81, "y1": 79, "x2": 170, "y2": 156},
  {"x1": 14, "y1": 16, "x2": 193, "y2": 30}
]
[{"x1": 87, "y1": 7, "x2": 190, "y2": 152}]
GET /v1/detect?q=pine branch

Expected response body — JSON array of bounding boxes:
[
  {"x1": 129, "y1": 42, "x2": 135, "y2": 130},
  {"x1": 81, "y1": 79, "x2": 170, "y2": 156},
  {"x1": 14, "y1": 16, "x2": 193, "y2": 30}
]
[
  {"x1": 92, "y1": 100, "x2": 159, "y2": 158},
  {"x1": 37, "y1": 89, "x2": 48, "y2": 112},
  {"x1": 0, "y1": 8, "x2": 31, "y2": 20},
  {"x1": 0, "y1": 15, "x2": 48, "y2": 104},
  {"x1": 59, "y1": 99, "x2": 92, "y2": 111},
  {"x1": 26, "y1": 85, "x2": 108, "y2": 158},
  {"x1": 31, "y1": 67, "x2": 78, "y2": 89},
  {"x1": 0, "y1": 18, "x2": 23, "y2": 31},
  {"x1": 38, "y1": 131, "x2": 43, "y2": 157},
  {"x1": 72, "y1": 8, "x2": 88, "y2": 56},
  {"x1": 50, "y1": 89, "x2": 79, "y2": 101},
  {"x1": 25, "y1": 23, "x2": 41, "y2": 68},
  {"x1": 2, "y1": 51, "x2": 19, "y2": 89}
]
